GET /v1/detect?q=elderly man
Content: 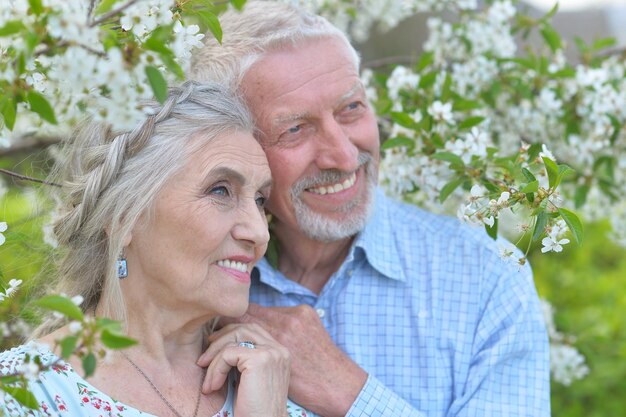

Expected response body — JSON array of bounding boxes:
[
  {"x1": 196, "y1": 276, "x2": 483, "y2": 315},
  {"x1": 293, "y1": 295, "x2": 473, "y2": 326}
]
[{"x1": 190, "y1": 2, "x2": 550, "y2": 416}]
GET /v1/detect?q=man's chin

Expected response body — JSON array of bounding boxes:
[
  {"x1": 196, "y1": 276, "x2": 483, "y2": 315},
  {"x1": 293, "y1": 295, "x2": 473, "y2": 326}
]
[{"x1": 295, "y1": 201, "x2": 373, "y2": 242}]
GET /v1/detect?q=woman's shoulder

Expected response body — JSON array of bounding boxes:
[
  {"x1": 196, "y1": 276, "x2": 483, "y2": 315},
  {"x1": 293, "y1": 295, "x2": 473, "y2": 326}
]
[{"x1": 0, "y1": 342, "x2": 57, "y2": 375}]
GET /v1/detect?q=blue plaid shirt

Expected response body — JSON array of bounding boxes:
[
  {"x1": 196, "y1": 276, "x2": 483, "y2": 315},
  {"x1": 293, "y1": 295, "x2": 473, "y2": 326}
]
[{"x1": 251, "y1": 188, "x2": 550, "y2": 417}]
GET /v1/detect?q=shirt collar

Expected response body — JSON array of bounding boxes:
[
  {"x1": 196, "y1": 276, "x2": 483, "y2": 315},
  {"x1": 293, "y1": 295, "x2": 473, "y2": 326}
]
[
  {"x1": 255, "y1": 187, "x2": 406, "y2": 291},
  {"x1": 352, "y1": 187, "x2": 407, "y2": 282}
]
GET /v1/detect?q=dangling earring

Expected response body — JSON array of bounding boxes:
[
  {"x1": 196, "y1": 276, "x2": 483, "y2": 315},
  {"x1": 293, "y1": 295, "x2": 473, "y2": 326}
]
[{"x1": 117, "y1": 249, "x2": 128, "y2": 279}]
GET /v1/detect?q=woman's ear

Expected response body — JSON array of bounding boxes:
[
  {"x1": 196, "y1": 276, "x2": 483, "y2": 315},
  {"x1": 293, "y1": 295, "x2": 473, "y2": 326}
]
[
  {"x1": 121, "y1": 232, "x2": 132, "y2": 247},
  {"x1": 104, "y1": 224, "x2": 132, "y2": 247}
]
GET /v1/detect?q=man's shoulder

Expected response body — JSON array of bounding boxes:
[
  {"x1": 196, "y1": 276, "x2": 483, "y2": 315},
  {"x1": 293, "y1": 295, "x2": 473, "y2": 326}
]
[{"x1": 378, "y1": 193, "x2": 497, "y2": 249}]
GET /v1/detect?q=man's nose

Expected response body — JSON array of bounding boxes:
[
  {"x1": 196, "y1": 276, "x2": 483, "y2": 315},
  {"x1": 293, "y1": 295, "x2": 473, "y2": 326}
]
[{"x1": 314, "y1": 117, "x2": 359, "y2": 172}]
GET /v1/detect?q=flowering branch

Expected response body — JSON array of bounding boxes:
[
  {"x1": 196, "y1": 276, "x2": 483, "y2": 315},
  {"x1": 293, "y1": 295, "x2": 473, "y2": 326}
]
[{"x1": 89, "y1": 0, "x2": 142, "y2": 27}]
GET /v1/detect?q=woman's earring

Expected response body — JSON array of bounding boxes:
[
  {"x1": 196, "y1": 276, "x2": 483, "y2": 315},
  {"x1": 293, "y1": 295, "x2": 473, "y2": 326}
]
[{"x1": 117, "y1": 250, "x2": 128, "y2": 279}]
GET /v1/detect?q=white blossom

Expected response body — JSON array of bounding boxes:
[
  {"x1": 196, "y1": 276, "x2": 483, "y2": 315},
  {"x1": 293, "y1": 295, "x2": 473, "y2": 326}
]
[
  {"x1": 68, "y1": 321, "x2": 83, "y2": 335},
  {"x1": 541, "y1": 234, "x2": 570, "y2": 253},
  {"x1": 0, "y1": 221, "x2": 6, "y2": 245},
  {"x1": 428, "y1": 101, "x2": 454, "y2": 124}
]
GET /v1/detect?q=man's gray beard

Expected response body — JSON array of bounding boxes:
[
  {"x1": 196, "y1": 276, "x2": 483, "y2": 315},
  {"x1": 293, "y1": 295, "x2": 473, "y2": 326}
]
[{"x1": 290, "y1": 152, "x2": 377, "y2": 242}]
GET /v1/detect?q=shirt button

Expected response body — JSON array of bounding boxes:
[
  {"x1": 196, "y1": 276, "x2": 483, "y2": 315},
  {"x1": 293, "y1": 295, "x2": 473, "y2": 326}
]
[
  {"x1": 347, "y1": 269, "x2": 353, "y2": 277},
  {"x1": 316, "y1": 308, "x2": 326, "y2": 318}
]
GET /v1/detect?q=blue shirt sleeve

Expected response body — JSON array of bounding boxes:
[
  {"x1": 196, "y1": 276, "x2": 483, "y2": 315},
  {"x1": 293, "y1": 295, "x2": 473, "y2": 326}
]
[{"x1": 346, "y1": 255, "x2": 550, "y2": 417}]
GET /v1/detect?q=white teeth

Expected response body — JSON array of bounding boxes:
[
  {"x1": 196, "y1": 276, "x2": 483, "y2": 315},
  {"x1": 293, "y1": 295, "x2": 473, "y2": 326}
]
[
  {"x1": 309, "y1": 172, "x2": 356, "y2": 195},
  {"x1": 217, "y1": 259, "x2": 248, "y2": 273}
]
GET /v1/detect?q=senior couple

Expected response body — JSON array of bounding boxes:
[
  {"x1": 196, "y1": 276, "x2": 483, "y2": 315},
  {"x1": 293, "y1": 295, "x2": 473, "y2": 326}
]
[{"x1": 0, "y1": 1, "x2": 550, "y2": 416}]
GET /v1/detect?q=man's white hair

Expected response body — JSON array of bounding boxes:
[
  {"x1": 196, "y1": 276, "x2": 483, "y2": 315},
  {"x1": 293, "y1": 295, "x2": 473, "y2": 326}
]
[{"x1": 188, "y1": 0, "x2": 360, "y2": 91}]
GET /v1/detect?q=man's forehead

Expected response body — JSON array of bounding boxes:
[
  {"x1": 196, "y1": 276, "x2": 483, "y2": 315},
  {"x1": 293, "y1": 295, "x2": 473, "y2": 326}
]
[{"x1": 269, "y1": 80, "x2": 365, "y2": 125}]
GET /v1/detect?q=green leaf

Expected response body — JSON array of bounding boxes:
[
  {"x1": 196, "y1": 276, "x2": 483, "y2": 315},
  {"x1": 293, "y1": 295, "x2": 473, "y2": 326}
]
[
  {"x1": 60, "y1": 335, "x2": 78, "y2": 359},
  {"x1": 418, "y1": 71, "x2": 437, "y2": 89},
  {"x1": 591, "y1": 37, "x2": 617, "y2": 51},
  {"x1": 458, "y1": 116, "x2": 485, "y2": 130},
  {"x1": 439, "y1": 177, "x2": 464, "y2": 203},
  {"x1": 145, "y1": 66, "x2": 168, "y2": 104},
  {"x1": 542, "y1": 156, "x2": 559, "y2": 189},
  {"x1": 607, "y1": 114, "x2": 622, "y2": 145},
  {"x1": 27, "y1": 91, "x2": 57, "y2": 124},
  {"x1": 100, "y1": 329, "x2": 137, "y2": 349},
  {"x1": 390, "y1": 111, "x2": 417, "y2": 129},
  {"x1": 28, "y1": 0, "x2": 44, "y2": 15},
  {"x1": 556, "y1": 164, "x2": 575, "y2": 188},
  {"x1": 485, "y1": 218, "x2": 498, "y2": 240},
  {"x1": 532, "y1": 211, "x2": 548, "y2": 242},
  {"x1": 231, "y1": 0, "x2": 247, "y2": 10},
  {"x1": 521, "y1": 180, "x2": 539, "y2": 193},
  {"x1": 96, "y1": 317, "x2": 121, "y2": 331},
  {"x1": 440, "y1": 73, "x2": 452, "y2": 102},
  {"x1": 452, "y1": 99, "x2": 481, "y2": 111},
  {"x1": 558, "y1": 207, "x2": 584, "y2": 245},
  {"x1": 544, "y1": 2, "x2": 559, "y2": 19},
  {"x1": 0, "y1": 20, "x2": 26, "y2": 37},
  {"x1": 2, "y1": 386, "x2": 39, "y2": 409},
  {"x1": 381, "y1": 136, "x2": 414, "y2": 151},
  {"x1": 527, "y1": 143, "x2": 542, "y2": 161},
  {"x1": 197, "y1": 10, "x2": 222, "y2": 44},
  {"x1": 416, "y1": 51, "x2": 434, "y2": 72},
  {"x1": 522, "y1": 167, "x2": 537, "y2": 182},
  {"x1": 159, "y1": 52, "x2": 185, "y2": 80},
  {"x1": 94, "y1": 0, "x2": 124, "y2": 15},
  {"x1": 1, "y1": 97, "x2": 17, "y2": 130},
  {"x1": 143, "y1": 30, "x2": 174, "y2": 55},
  {"x1": 82, "y1": 352, "x2": 97, "y2": 377},
  {"x1": 540, "y1": 25, "x2": 562, "y2": 52},
  {"x1": 34, "y1": 295, "x2": 84, "y2": 321},
  {"x1": 432, "y1": 151, "x2": 464, "y2": 167},
  {"x1": 574, "y1": 184, "x2": 590, "y2": 208}
]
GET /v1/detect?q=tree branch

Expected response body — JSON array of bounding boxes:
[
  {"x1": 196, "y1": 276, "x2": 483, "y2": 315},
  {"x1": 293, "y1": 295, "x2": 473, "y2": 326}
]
[
  {"x1": 0, "y1": 168, "x2": 61, "y2": 187},
  {"x1": 90, "y1": 0, "x2": 141, "y2": 27}
]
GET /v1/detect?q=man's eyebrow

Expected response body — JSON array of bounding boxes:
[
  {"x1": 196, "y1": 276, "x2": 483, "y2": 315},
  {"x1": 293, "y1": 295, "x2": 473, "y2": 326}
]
[
  {"x1": 274, "y1": 112, "x2": 309, "y2": 126},
  {"x1": 271, "y1": 82, "x2": 365, "y2": 127},
  {"x1": 336, "y1": 81, "x2": 364, "y2": 105}
]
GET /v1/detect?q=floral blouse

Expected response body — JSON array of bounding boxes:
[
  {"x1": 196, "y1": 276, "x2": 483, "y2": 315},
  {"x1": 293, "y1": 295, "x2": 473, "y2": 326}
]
[{"x1": 0, "y1": 343, "x2": 310, "y2": 417}]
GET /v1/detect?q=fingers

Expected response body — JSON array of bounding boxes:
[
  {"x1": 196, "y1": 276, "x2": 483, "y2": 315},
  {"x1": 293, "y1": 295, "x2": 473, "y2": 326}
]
[
  {"x1": 197, "y1": 322, "x2": 274, "y2": 366},
  {"x1": 200, "y1": 334, "x2": 291, "y2": 396}
]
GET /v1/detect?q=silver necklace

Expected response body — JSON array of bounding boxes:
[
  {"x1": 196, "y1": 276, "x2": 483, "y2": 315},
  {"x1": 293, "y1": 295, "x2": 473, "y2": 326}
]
[{"x1": 121, "y1": 352, "x2": 203, "y2": 417}]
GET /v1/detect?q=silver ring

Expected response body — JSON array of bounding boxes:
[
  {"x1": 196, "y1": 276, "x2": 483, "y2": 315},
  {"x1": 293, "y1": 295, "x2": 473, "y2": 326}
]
[{"x1": 238, "y1": 341, "x2": 256, "y2": 349}]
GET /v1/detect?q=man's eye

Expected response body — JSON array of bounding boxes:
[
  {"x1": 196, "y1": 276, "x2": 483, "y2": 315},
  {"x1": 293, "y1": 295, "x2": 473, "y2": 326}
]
[
  {"x1": 346, "y1": 101, "x2": 361, "y2": 110},
  {"x1": 287, "y1": 125, "x2": 301, "y2": 134},
  {"x1": 255, "y1": 195, "x2": 267, "y2": 208}
]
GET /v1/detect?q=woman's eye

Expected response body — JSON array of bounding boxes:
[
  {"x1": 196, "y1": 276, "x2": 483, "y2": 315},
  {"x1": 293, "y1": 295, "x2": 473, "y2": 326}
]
[{"x1": 208, "y1": 185, "x2": 230, "y2": 197}]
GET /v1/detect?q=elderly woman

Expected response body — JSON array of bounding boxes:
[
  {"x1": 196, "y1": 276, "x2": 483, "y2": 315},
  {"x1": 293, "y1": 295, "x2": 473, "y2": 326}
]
[{"x1": 0, "y1": 82, "x2": 306, "y2": 417}]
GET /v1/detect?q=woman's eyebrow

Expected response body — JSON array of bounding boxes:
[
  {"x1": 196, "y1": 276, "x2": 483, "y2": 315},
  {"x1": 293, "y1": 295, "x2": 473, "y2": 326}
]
[
  {"x1": 205, "y1": 166, "x2": 246, "y2": 185},
  {"x1": 206, "y1": 166, "x2": 273, "y2": 190}
]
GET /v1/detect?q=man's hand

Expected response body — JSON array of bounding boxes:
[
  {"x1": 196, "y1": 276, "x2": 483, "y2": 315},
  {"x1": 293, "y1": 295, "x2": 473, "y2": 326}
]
[{"x1": 219, "y1": 303, "x2": 368, "y2": 417}]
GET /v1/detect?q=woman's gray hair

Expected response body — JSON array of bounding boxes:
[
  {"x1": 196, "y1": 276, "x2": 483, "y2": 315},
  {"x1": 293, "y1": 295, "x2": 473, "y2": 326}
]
[
  {"x1": 34, "y1": 81, "x2": 253, "y2": 337},
  {"x1": 188, "y1": 0, "x2": 360, "y2": 90}
]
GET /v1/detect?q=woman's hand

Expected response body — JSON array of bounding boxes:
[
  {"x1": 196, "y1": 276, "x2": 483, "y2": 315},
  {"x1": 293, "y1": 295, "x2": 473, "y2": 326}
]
[{"x1": 197, "y1": 323, "x2": 291, "y2": 417}]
